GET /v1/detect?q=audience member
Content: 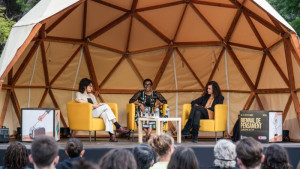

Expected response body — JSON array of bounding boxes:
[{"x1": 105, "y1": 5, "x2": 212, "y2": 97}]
[
  {"x1": 29, "y1": 136, "x2": 59, "y2": 169},
  {"x1": 236, "y1": 137, "x2": 264, "y2": 169},
  {"x1": 167, "y1": 146, "x2": 198, "y2": 169},
  {"x1": 0, "y1": 142, "x2": 31, "y2": 169},
  {"x1": 132, "y1": 144, "x2": 156, "y2": 169},
  {"x1": 73, "y1": 159, "x2": 98, "y2": 169},
  {"x1": 209, "y1": 139, "x2": 238, "y2": 169},
  {"x1": 148, "y1": 134, "x2": 174, "y2": 169},
  {"x1": 262, "y1": 144, "x2": 292, "y2": 169},
  {"x1": 98, "y1": 149, "x2": 137, "y2": 169},
  {"x1": 56, "y1": 138, "x2": 85, "y2": 169}
]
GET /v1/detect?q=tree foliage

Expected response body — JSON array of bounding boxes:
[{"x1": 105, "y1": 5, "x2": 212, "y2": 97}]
[
  {"x1": 0, "y1": 7, "x2": 15, "y2": 55},
  {"x1": 267, "y1": 0, "x2": 300, "y2": 35}
]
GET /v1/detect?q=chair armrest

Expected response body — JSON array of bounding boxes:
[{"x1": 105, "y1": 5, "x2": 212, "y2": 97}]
[
  {"x1": 214, "y1": 104, "x2": 228, "y2": 131},
  {"x1": 106, "y1": 103, "x2": 118, "y2": 121},
  {"x1": 162, "y1": 104, "x2": 168, "y2": 116},
  {"x1": 127, "y1": 103, "x2": 136, "y2": 130},
  {"x1": 182, "y1": 104, "x2": 191, "y2": 129},
  {"x1": 66, "y1": 101, "x2": 93, "y2": 130}
]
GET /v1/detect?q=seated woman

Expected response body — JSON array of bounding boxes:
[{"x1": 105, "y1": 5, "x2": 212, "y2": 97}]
[
  {"x1": 129, "y1": 79, "x2": 167, "y2": 141},
  {"x1": 181, "y1": 81, "x2": 224, "y2": 143},
  {"x1": 76, "y1": 78, "x2": 129, "y2": 142}
]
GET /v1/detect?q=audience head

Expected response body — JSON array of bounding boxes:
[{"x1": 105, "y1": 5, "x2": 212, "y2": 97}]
[
  {"x1": 236, "y1": 137, "x2": 264, "y2": 169},
  {"x1": 204, "y1": 81, "x2": 222, "y2": 98},
  {"x1": 148, "y1": 134, "x2": 174, "y2": 158},
  {"x1": 65, "y1": 138, "x2": 85, "y2": 158},
  {"x1": 132, "y1": 144, "x2": 156, "y2": 169},
  {"x1": 3, "y1": 142, "x2": 29, "y2": 169},
  {"x1": 213, "y1": 139, "x2": 237, "y2": 168},
  {"x1": 29, "y1": 136, "x2": 59, "y2": 169},
  {"x1": 78, "y1": 78, "x2": 92, "y2": 93},
  {"x1": 262, "y1": 144, "x2": 291, "y2": 169},
  {"x1": 167, "y1": 146, "x2": 199, "y2": 169},
  {"x1": 98, "y1": 149, "x2": 137, "y2": 169},
  {"x1": 73, "y1": 158, "x2": 99, "y2": 169}
]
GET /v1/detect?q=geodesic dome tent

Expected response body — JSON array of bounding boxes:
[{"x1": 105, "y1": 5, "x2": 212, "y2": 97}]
[{"x1": 1, "y1": 0, "x2": 300, "y2": 140}]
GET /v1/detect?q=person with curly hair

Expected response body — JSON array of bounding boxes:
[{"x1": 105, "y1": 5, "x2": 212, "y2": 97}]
[
  {"x1": 148, "y1": 134, "x2": 174, "y2": 169},
  {"x1": 262, "y1": 144, "x2": 292, "y2": 169},
  {"x1": 56, "y1": 138, "x2": 85, "y2": 169},
  {"x1": 0, "y1": 142, "x2": 31, "y2": 169},
  {"x1": 76, "y1": 78, "x2": 129, "y2": 142},
  {"x1": 181, "y1": 81, "x2": 224, "y2": 143},
  {"x1": 209, "y1": 139, "x2": 238, "y2": 169}
]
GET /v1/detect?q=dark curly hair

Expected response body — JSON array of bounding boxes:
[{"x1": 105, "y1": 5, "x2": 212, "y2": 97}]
[
  {"x1": 203, "y1": 81, "x2": 222, "y2": 98},
  {"x1": 3, "y1": 142, "x2": 29, "y2": 169},
  {"x1": 99, "y1": 149, "x2": 137, "y2": 169},
  {"x1": 78, "y1": 78, "x2": 92, "y2": 93},
  {"x1": 262, "y1": 144, "x2": 292, "y2": 169}
]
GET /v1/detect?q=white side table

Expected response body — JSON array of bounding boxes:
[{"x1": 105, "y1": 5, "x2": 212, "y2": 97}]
[{"x1": 138, "y1": 117, "x2": 181, "y2": 143}]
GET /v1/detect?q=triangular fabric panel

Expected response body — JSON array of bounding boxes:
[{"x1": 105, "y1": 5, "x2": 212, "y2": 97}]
[
  {"x1": 46, "y1": 42, "x2": 82, "y2": 81},
  {"x1": 269, "y1": 41, "x2": 288, "y2": 78},
  {"x1": 88, "y1": 45, "x2": 123, "y2": 84},
  {"x1": 155, "y1": 53, "x2": 177, "y2": 90},
  {"x1": 130, "y1": 48, "x2": 167, "y2": 81},
  {"x1": 15, "y1": 46, "x2": 45, "y2": 86},
  {"x1": 138, "y1": 4, "x2": 185, "y2": 39},
  {"x1": 178, "y1": 46, "x2": 223, "y2": 86},
  {"x1": 92, "y1": 17, "x2": 130, "y2": 52},
  {"x1": 283, "y1": 102, "x2": 300, "y2": 140},
  {"x1": 47, "y1": 4, "x2": 84, "y2": 39},
  {"x1": 129, "y1": 17, "x2": 168, "y2": 52},
  {"x1": 52, "y1": 47, "x2": 84, "y2": 88},
  {"x1": 194, "y1": 4, "x2": 237, "y2": 38},
  {"x1": 52, "y1": 89, "x2": 73, "y2": 124},
  {"x1": 210, "y1": 52, "x2": 227, "y2": 90},
  {"x1": 86, "y1": 0, "x2": 126, "y2": 37},
  {"x1": 257, "y1": 57, "x2": 288, "y2": 89},
  {"x1": 101, "y1": 57, "x2": 141, "y2": 89},
  {"x1": 136, "y1": 0, "x2": 178, "y2": 9},
  {"x1": 41, "y1": 93, "x2": 56, "y2": 108},
  {"x1": 229, "y1": 93, "x2": 250, "y2": 129},
  {"x1": 292, "y1": 51, "x2": 300, "y2": 89},
  {"x1": 258, "y1": 93, "x2": 290, "y2": 110},
  {"x1": 233, "y1": 47, "x2": 263, "y2": 84},
  {"x1": 175, "y1": 5, "x2": 220, "y2": 42},
  {"x1": 251, "y1": 18, "x2": 282, "y2": 47},
  {"x1": 172, "y1": 50, "x2": 200, "y2": 89},
  {"x1": 15, "y1": 88, "x2": 47, "y2": 108},
  {"x1": 230, "y1": 14, "x2": 262, "y2": 48},
  {"x1": 102, "y1": 0, "x2": 132, "y2": 10},
  {"x1": 12, "y1": 43, "x2": 34, "y2": 77}
]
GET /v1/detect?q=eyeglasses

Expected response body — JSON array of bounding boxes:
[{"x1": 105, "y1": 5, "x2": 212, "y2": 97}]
[{"x1": 144, "y1": 83, "x2": 152, "y2": 87}]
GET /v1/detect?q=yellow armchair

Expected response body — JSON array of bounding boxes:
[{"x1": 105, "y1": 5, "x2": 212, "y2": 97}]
[
  {"x1": 127, "y1": 103, "x2": 168, "y2": 141},
  {"x1": 66, "y1": 100, "x2": 118, "y2": 142},
  {"x1": 182, "y1": 104, "x2": 228, "y2": 141}
]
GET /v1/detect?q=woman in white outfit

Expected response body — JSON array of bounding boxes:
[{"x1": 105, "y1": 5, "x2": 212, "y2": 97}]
[{"x1": 75, "y1": 78, "x2": 129, "y2": 142}]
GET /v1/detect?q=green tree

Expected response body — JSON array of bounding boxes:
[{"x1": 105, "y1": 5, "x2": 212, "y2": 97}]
[
  {"x1": 267, "y1": 0, "x2": 300, "y2": 35},
  {"x1": 0, "y1": 7, "x2": 15, "y2": 56}
]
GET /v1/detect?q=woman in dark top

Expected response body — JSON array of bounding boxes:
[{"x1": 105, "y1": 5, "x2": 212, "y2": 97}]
[
  {"x1": 182, "y1": 81, "x2": 224, "y2": 143},
  {"x1": 129, "y1": 79, "x2": 167, "y2": 140}
]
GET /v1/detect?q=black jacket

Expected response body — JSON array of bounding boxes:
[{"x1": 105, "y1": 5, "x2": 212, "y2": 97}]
[{"x1": 191, "y1": 94, "x2": 224, "y2": 112}]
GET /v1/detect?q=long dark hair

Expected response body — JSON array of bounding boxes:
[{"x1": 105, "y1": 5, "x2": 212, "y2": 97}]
[
  {"x1": 78, "y1": 78, "x2": 92, "y2": 93},
  {"x1": 262, "y1": 144, "x2": 291, "y2": 169},
  {"x1": 99, "y1": 149, "x2": 137, "y2": 169},
  {"x1": 167, "y1": 146, "x2": 199, "y2": 169},
  {"x1": 4, "y1": 142, "x2": 29, "y2": 169},
  {"x1": 203, "y1": 81, "x2": 222, "y2": 98}
]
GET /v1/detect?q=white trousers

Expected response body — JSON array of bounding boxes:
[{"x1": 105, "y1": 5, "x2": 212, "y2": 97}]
[{"x1": 92, "y1": 104, "x2": 116, "y2": 133}]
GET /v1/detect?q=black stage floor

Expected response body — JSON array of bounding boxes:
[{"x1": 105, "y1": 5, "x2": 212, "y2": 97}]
[{"x1": 0, "y1": 138, "x2": 299, "y2": 169}]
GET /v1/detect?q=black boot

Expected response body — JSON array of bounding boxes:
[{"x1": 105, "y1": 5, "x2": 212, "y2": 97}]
[
  {"x1": 192, "y1": 125, "x2": 199, "y2": 143},
  {"x1": 182, "y1": 119, "x2": 193, "y2": 136}
]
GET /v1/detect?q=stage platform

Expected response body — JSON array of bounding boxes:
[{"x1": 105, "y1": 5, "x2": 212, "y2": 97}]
[{"x1": 0, "y1": 137, "x2": 299, "y2": 169}]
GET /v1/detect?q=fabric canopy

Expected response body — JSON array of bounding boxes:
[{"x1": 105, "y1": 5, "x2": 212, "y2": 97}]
[{"x1": 1, "y1": 0, "x2": 300, "y2": 140}]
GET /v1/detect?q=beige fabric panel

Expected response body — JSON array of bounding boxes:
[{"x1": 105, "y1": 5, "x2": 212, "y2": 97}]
[
  {"x1": 12, "y1": 43, "x2": 34, "y2": 77},
  {"x1": 194, "y1": 4, "x2": 237, "y2": 38},
  {"x1": 138, "y1": 4, "x2": 185, "y2": 39},
  {"x1": 292, "y1": 50, "x2": 300, "y2": 89},
  {"x1": 92, "y1": 17, "x2": 130, "y2": 52},
  {"x1": 269, "y1": 41, "x2": 288, "y2": 79},
  {"x1": 130, "y1": 48, "x2": 167, "y2": 81},
  {"x1": 136, "y1": 0, "x2": 176, "y2": 9},
  {"x1": 48, "y1": 4, "x2": 83, "y2": 39},
  {"x1": 233, "y1": 47, "x2": 263, "y2": 85},
  {"x1": 86, "y1": 1, "x2": 126, "y2": 37},
  {"x1": 102, "y1": 0, "x2": 131, "y2": 10},
  {"x1": 176, "y1": 5, "x2": 219, "y2": 42},
  {"x1": 230, "y1": 14, "x2": 261, "y2": 47},
  {"x1": 283, "y1": 98, "x2": 300, "y2": 140}
]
